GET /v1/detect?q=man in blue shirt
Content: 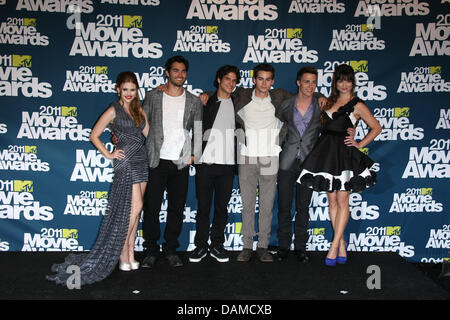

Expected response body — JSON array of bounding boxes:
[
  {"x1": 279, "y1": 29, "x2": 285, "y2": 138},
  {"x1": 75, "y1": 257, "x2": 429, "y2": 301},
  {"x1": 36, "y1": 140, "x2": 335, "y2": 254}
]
[
  {"x1": 277, "y1": 66, "x2": 354, "y2": 263},
  {"x1": 277, "y1": 67, "x2": 323, "y2": 263}
]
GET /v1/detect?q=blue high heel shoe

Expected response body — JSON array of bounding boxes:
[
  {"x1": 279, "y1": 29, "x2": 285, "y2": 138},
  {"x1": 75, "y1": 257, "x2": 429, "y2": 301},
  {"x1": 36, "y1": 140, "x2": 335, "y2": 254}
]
[
  {"x1": 325, "y1": 256, "x2": 336, "y2": 266},
  {"x1": 336, "y1": 247, "x2": 347, "y2": 264},
  {"x1": 325, "y1": 248, "x2": 337, "y2": 266}
]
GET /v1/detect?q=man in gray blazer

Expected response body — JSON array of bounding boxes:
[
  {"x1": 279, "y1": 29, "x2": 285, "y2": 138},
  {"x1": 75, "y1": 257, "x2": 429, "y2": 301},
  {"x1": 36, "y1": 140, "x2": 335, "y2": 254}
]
[
  {"x1": 277, "y1": 67, "x2": 322, "y2": 263},
  {"x1": 141, "y1": 56, "x2": 202, "y2": 268}
]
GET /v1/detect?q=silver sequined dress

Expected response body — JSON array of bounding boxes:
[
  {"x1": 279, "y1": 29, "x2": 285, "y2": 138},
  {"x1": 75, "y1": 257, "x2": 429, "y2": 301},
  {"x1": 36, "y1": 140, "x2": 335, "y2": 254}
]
[{"x1": 46, "y1": 101, "x2": 148, "y2": 286}]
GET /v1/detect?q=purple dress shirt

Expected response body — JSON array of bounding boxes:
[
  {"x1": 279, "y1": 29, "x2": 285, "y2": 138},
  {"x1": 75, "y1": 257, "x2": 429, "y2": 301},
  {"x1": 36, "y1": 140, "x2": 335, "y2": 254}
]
[{"x1": 293, "y1": 102, "x2": 314, "y2": 159}]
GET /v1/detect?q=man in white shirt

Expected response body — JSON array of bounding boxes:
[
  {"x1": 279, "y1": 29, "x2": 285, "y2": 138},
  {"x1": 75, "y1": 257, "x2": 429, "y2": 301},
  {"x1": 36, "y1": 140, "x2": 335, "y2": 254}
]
[
  {"x1": 233, "y1": 64, "x2": 293, "y2": 262},
  {"x1": 189, "y1": 65, "x2": 240, "y2": 263},
  {"x1": 141, "y1": 56, "x2": 202, "y2": 268}
]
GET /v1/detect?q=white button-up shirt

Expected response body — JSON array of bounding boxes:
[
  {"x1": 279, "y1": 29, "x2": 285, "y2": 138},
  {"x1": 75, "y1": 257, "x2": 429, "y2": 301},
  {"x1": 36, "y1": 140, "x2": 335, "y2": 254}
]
[{"x1": 237, "y1": 90, "x2": 283, "y2": 157}]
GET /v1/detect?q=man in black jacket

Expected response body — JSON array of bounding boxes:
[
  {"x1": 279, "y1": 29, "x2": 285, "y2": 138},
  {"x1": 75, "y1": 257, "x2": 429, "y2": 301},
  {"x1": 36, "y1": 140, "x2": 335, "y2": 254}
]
[{"x1": 189, "y1": 65, "x2": 241, "y2": 263}]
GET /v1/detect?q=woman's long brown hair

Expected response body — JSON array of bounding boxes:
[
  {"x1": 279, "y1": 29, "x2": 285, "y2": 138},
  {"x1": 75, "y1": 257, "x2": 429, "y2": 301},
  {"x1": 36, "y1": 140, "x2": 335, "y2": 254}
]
[
  {"x1": 115, "y1": 71, "x2": 144, "y2": 128},
  {"x1": 320, "y1": 64, "x2": 356, "y2": 126}
]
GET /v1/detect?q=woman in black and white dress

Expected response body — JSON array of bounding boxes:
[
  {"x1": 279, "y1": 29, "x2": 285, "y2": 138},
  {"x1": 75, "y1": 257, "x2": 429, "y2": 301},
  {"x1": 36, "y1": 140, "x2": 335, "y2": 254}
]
[{"x1": 297, "y1": 64, "x2": 382, "y2": 266}]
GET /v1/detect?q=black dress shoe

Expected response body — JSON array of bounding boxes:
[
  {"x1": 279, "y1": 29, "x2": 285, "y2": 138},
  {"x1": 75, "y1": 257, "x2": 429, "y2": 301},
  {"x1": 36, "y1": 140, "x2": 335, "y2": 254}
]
[
  {"x1": 276, "y1": 249, "x2": 289, "y2": 262},
  {"x1": 142, "y1": 254, "x2": 158, "y2": 268},
  {"x1": 166, "y1": 253, "x2": 183, "y2": 267},
  {"x1": 295, "y1": 250, "x2": 310, "y2": 264}
]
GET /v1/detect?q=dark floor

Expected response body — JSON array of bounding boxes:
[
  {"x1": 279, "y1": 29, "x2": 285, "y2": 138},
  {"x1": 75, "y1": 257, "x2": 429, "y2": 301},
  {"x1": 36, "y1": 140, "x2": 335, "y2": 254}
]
[
  {"x1": 413, "y1": 262, "x2": 450, "y2": 293},
  {"x1": 0, "y1": 251, "x2": 448, "y2": 302}
]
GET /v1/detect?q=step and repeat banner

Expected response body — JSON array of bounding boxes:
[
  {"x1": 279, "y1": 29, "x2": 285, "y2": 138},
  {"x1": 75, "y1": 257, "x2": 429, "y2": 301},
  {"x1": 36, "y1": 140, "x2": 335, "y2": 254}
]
[{"x1": 0, "y1": 0, "x2": 448, "y2": 263}]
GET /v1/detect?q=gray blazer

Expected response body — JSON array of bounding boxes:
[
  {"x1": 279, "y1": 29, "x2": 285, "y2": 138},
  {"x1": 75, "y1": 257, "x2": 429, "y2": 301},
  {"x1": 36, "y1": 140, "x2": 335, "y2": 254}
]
[
  {"x1": 142, "y1": 89, "x2": 202, "y2": 170},
  {"x1": 279, "y1": 95, "x2": 322, "y2": 171}
]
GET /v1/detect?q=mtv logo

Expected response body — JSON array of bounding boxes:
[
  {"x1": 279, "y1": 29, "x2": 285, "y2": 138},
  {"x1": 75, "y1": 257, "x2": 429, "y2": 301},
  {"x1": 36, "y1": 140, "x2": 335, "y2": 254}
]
[
  {"x1": 12, "y1": 55, "x2": 32, "y2": 68},
  {"x1": 394, "y1": 107, "x2": 409, "y2": 117},
  {"x1": 359, "y1": 148, "x2": 369, "y2": 155},
  {"x1": 23, "y1": 18, "x2": 36, "y2": 26},
  {"x1": 235, "y1": 222, "x2": 242, "y2": 234},
  {"x1": 206, "y1": 26, "x2": 218, "y2": 34},
  {"x1": 95, "y1": 66, "x2": 108, "y2": 74},
  {"x1": 62, "y1": 229, "x2": 78, "y2": 239},
  {"x1": 61, "y1": 106, "x2": 77, "y2": 117},
  {"x1": 14, "y1": 180, "x2": 33, "y2": 192},
  {"x1": 287, "y1": 28, "x2": 302, "y2": 39},
  {"x1": 361, "y1": 24, "x2": 374, "y2": 32},
  {"x1": 386, "y1": 226, "x2": 401, "y2": 236},
  {"x1": 429, "y1": 66, "x2": 442, "y2": 74},
  {"x1": 349, "y1": 60, "x2": 368, "y2": 73},
  {"x1": 421, "y1": 188, "x2": 432, "y2": 195},
  {"x1": 314, "y1": 228, "x2": 325, "y2": 235},
  {"x1": 96, "y1": 191, "x2": 108, "y2": 199},
  {"x1": 24, "y1": 146, "x2": 37, "y2": 154},
  {"x1": 123, "y1": 15, "x2": 142, "y2": 28}
]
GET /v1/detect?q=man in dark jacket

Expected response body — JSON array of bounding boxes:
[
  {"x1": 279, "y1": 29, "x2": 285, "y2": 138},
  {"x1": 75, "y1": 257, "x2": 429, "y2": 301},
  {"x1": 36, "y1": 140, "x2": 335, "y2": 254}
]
[{"x1": 189, "y1": 65, "x2": 241, "y2": 263}]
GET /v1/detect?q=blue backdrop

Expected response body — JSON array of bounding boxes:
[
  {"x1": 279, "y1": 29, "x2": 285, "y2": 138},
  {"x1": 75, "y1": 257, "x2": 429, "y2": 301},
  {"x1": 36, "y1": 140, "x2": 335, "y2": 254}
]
[{"x1": 0, "y1": 0, "x2": 448, "y2": 263}]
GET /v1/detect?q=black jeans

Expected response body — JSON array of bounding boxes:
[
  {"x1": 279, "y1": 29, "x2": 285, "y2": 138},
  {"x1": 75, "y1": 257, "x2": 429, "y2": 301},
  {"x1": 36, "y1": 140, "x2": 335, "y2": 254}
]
[
  {"x1": 194, "y1": 164, "x2": 235, "y2": 250},
  {"x1": 277, "y1": 159, "x2": 313, "y2": 251},
  {"x1": 143, "y1": 159, "x2": 189, "y2": 255}
]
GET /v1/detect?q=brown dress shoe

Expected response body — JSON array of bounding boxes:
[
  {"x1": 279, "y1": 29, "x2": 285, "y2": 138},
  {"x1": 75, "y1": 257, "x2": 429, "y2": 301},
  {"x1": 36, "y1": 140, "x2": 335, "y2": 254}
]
[
  {"x1": 256, "y1": 248, "x2": 274, "y2": 262},
  {"x1": 237, "y1": 248, "x2": 253, "y2": 262}
]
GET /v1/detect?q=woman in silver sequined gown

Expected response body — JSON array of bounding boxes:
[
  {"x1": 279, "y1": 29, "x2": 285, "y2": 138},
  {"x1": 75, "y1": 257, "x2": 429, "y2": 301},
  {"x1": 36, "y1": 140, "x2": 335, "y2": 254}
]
[{"x1": 46, "y1": 71, "x2": 149, "y2": 285}]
